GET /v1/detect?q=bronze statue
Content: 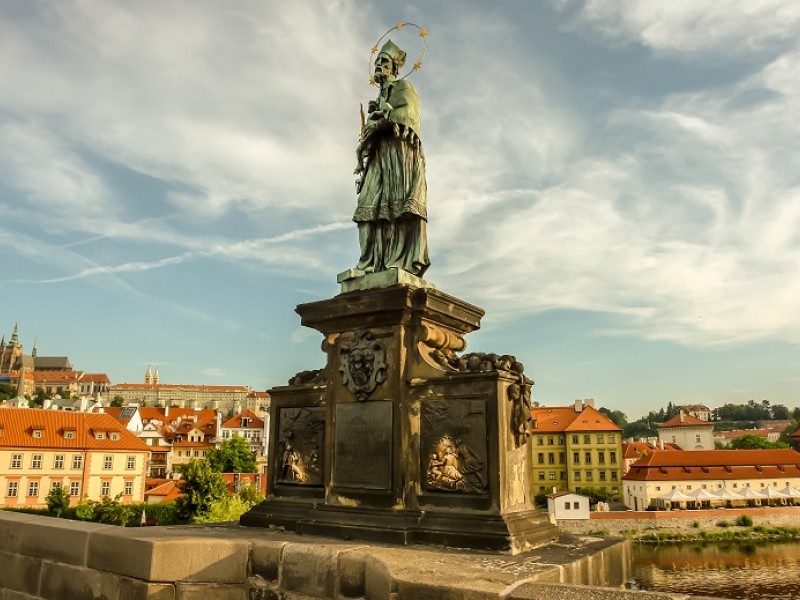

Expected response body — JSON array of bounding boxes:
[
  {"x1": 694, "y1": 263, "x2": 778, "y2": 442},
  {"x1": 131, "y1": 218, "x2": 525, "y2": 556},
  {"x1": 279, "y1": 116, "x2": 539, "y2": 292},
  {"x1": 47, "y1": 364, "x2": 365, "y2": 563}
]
[{"x1": 353, "y1": 39, "x2": 430, "y2": 277}]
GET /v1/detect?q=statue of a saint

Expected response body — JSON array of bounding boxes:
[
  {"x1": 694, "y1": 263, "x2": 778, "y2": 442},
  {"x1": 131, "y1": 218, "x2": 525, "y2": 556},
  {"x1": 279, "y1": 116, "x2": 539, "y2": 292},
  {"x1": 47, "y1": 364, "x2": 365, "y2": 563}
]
[{"x1": 353, "y1": 40, "x2": 430, "y2": 277}]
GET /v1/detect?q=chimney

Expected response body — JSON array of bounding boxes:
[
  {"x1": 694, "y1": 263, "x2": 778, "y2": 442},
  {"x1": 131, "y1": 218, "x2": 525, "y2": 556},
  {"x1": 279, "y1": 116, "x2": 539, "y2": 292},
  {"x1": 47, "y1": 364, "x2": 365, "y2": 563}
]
[
  {"x1": 43, "y1": 398, "x2": 52, "y2": 410},
  {"x1": 659, "y1": 439, "x2": 664, "y2": 450},
  {"x1": 165, "y1": 405, "x2": 169, "y2": 418},
  {"x1": 574, "y1": 399, "x2": 582, "y2": 413},
  {"x1": 583, "y1": 398, "x2": 595, "y2": 409},
  {"x1": 552, "y1": 486, "x2": 557, "y2": 494},
  {"x1": 679, "y1": 410, "x2": 685, "y2": 423}
]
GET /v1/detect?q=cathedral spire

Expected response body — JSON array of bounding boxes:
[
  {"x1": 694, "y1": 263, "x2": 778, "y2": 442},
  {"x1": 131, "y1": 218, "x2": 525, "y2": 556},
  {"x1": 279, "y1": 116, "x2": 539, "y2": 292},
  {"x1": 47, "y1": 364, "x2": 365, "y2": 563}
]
[
  {"x1": 145, "y1": 364, "x2": 153, "y2": 384},
  {"x1": 10, "y1": 322, "x2": 19, "y2": 347},
  {"x1": 32, "y1": 337, "x2": 38, "y2": 358},
  {"x1": 154, "y1": 367, "x2": 160, "y2": 385}
]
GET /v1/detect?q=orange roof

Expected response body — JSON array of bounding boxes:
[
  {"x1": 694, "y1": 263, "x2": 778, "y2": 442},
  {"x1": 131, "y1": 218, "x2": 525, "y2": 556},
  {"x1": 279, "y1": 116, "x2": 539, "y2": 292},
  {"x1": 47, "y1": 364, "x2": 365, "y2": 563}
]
[
  {"x1": 247, "y1": 391, "x2": 270, "y2": 398},
  {"x1": 658, "y1": 413, "x2": 712, "y2": 428},
  {"x1": 30, "y1": 370, "x2": 83, "y2": 383},
  {"x1": 139, "y1": 407, "x2": 218, "y2": 424},
  {"x1": 623, "y1": 441, "x2": 680, "y2": 460},
  {"x1": 714, "y1": 429, "x2": 779, "y2": 440},
  {"x1": 144, "y1": 480, "x2": 182, "y2": 502},
  {"x1": 82, "y1": 373, "x2": 111, "y2": 383},
  {"x1": 172, "y1": 441, "x2": 213, "y2": 448},
  {"x1": 0, "y1": 408, "x2": 148, "y2": 451},
  {"x1": 221, "y1": 409, "x2": 264, "y2": 429},
  {"x1": 531, "y1": 405, "x2": 621, "y2": 433},
  {"x1": 625, "y1": 449, "x2": 800, "y2": 482}
]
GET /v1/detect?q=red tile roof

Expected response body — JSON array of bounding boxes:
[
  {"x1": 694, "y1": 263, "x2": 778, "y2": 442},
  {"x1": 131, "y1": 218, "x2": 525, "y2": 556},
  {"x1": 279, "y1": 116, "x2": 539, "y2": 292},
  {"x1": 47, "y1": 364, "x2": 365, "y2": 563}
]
[
  {"x1": 625, "y1": 449, "x2": 800, "y2": 482},
  {"x1": 112, "y1": 384, "x2": 249, "y2": 392},
  {"x1": 221, "y1": 409, "x2": 264, "y2": 429},
  {"x1": 658, "y1": 413, "x2": 712, "y2": 428},
  {"x1": 82, "y1": 373, "x2": 111, "y2": 383},
  {"x1": 139, "y1": 407, "x2": 218, "y2": 424},
  {"x1": 0, "y1": 408, "x2": 148, "y2": 451},
  {"x1": 531, "y1": 405, "x2": 621, "y2": 433},
  {"x1": 144, "y1": 480, "x2": 182, "y2": 502}
]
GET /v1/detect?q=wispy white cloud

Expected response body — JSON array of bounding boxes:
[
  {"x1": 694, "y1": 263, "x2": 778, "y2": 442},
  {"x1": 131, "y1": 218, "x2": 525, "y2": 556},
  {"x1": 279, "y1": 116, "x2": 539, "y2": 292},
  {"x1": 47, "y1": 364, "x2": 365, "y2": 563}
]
[{"x1": 36, "y1": 253, "x2": 195, "y2": 283}]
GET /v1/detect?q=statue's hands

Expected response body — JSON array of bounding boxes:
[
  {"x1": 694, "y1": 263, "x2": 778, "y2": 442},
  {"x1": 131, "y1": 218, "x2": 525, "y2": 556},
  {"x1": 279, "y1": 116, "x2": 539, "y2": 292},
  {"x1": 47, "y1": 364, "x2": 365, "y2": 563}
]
[{"x1": 367, "y1": 99, "x2": 380, "y2": 113}]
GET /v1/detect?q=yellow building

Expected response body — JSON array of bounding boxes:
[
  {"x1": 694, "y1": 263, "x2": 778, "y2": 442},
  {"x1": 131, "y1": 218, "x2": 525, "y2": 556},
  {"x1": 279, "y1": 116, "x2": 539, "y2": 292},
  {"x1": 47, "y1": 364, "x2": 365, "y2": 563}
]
[
  {"x1": 0, "y1": 409, "x2": 149, "y2": 507},
  {"x1": 530, "y1": 399, "x2": 623, "y2": 501}
]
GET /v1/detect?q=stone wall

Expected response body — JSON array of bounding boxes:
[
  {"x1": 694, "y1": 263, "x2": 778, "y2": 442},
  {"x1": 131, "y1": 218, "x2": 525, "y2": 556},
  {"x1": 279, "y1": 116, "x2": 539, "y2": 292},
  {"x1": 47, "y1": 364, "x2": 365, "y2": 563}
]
[
  {"x1": 0, "y1": 510, "x2": 716, "y2": 599},
  {"x1": 557, "y1": 506, "x2": 800, "y2": 536}
]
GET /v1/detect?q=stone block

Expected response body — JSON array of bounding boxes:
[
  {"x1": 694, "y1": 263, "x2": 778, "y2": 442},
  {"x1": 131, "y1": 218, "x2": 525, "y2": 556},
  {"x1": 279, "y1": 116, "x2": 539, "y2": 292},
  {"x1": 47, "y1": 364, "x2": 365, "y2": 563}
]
[
  {"x1": 1, "y1": 590, "x2": 41, "y2": 600},
  {"x1": 280, "y1": 543, "x2": 336, "y2": 599},
  {"x1": 337, "y1": 550, "x2": 366, "y2": 598},
  {"x1": 39, "y1": 561, "x2": 121, "y2": 600},
  {"x1": 118, "y1": 577, "x2": 176, "y2": 600},
  {"x1": 87, "y1": 530, "x2": 249, "y2": 583},
  {"x1": 174, "y1": 584, "x2": 247, "y2": 600},
  {"x1": 249, "y1": 539, "x2": 287, "y2": 582},
  {"x1": 20, "y1": 513, "x2": 107, "y2": 566},
  {"x1": 0, "y1": 550, "x2": 42, "y2": 596},
  {"x1": 0, "y1": 511, "x2": 36, "y2": 554},
  {"x1": 364, "y1": 556, "x2": 396, "y2": 600}
]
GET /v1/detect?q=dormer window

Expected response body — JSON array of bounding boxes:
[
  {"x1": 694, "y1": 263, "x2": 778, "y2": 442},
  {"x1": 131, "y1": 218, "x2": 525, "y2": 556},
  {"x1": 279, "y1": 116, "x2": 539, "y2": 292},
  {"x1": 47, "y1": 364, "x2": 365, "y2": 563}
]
[
  {"x1": 95, "y1": 431, "x2": 106, "y2": 440},
  {"x1": 110, "y1": 432, "x2": 120, "y2": 441},
  {"x1": 64, "y1": 430, "x2": 75, "y2": 440},
  {"x1": 32, "y1": 429, "x2": 43, "y2": 439}
]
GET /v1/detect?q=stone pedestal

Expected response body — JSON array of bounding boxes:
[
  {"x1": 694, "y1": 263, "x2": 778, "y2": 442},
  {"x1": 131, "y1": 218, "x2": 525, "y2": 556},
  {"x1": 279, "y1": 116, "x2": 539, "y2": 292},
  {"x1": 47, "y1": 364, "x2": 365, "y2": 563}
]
[{"x1": 242, "y1": 276, "x2": 556, "y2": 553}]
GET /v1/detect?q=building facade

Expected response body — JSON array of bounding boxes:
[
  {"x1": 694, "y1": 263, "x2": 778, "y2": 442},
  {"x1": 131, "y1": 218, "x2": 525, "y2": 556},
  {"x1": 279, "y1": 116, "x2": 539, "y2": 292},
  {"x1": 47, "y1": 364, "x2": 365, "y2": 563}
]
[
  {"x1": 623, "y1": 449, "x2": 800, "y2": 510},
  {"x1": 0, "y1": 409, "x2": 149, "y2": 507},
  {"x1": 657, "y1": 411, "x2": 714, "y2": 450},
  {"x1": 530, "y1": 400, "x2": 624, "y2": 502}
]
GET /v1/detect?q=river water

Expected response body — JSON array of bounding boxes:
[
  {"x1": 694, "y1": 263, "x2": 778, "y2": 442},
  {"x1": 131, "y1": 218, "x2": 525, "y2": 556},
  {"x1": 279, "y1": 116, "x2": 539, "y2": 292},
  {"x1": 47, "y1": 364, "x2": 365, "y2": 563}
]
[{"x1": 628, "y1": 541, "x2": 800, "y2": 599}]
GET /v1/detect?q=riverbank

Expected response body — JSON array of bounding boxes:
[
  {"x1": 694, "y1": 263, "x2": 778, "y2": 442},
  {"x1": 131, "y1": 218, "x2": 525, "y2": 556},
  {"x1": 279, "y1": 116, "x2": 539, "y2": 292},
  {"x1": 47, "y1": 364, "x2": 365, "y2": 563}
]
[{"x1": 557, "y1": 506, "x2": 800, "y2": 543}]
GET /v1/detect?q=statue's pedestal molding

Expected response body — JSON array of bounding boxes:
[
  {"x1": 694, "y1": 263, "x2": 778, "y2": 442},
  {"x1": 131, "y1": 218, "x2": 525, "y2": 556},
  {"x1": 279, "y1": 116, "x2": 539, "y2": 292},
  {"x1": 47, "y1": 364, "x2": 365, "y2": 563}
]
[{"x1": 242, "y1": 283, "x2": 556, "y2": 553}]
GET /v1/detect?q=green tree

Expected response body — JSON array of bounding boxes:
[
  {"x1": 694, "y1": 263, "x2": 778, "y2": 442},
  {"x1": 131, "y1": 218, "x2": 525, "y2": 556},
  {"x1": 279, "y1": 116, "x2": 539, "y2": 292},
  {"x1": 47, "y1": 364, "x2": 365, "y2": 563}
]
[
  {"x1": 111, "y1": 395, "x2": 125, "y2": 407},
  {"x1": 599, "y1": 407, "x2": 628, "y2": 429},
  {"x1": 207, "y1": 436, "x2": 257, "y2": 473},
  {"x1": 728, "y1": 434, "x2": 788, "y2": 450},
  {"x1": 176, "y1": 459, "x2": 227, "y2": 520},
  {"x1": 0, "y1": 383, "x2": 16, "y2": 401},
  {"x1": 779, "y1": 420, "x2": 800, "y2": 448},
  {"x1": 45, "y1": 485, "x2": 71, "y2": 518},
  {"x1": 577, "y1": 486, "x2": 610, "y2": 505}
]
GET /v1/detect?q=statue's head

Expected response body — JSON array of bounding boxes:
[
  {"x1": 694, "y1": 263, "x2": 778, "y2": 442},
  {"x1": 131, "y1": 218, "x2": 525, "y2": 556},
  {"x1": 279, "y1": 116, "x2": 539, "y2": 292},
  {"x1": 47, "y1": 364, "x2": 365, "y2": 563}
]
[{"x1": 375, "y1": 39, "x2": 406, "y2": 83}]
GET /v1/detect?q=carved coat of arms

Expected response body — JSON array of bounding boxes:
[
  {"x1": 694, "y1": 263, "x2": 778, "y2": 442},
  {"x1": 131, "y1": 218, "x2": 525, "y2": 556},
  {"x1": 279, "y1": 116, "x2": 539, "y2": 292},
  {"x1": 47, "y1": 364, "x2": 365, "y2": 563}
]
[{"x1": 339, "y1": 331, "x2": 387, "y2": 401}]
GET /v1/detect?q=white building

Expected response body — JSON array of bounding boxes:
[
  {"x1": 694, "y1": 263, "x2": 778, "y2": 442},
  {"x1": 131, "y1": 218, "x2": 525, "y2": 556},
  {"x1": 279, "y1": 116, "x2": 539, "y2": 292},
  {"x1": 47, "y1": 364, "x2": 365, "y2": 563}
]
[
  {"x1": 546, "y1": 491, "x2": 591, "y2": 522},
  {"x1": 657, "y1": 411, "x2": 714, "y2": 450}
]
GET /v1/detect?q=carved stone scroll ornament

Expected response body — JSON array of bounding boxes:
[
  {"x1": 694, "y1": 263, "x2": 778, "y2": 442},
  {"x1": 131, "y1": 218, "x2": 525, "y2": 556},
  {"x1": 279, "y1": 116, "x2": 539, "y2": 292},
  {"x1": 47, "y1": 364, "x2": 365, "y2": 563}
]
[
  {"x1": 288, "y1": 368, "x2": 325, "y2": 386},
  {"x1": 425, "y1": 434, "x2": 486, "y2": 493},
  {"x1": 338, "y1": 331, "x2": 387, "y2": 401}
]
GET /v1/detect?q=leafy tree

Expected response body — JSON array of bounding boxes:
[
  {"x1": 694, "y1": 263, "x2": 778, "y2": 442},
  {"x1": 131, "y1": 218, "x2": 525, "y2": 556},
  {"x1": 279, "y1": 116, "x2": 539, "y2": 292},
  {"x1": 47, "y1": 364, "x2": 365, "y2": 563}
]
[
  {"x1": 577, "y1": 486, "x2": 610, "y2": 505},
  {"x1": 623, "y1": 419, "x2": 657, "y2": 440},
  {"x1": 207, "y1": 436, "x2": 257, "y2": 473},
  {"x1": 0, "y1": 383, "x2": 16, "y2": 401},
  {"x1": 728, "y1": 434, "x2": 788, "y2": 450},
  {"x1": 45, "y1": 486, "x2": 71, "y2": 518},
  {"x1": 111, "y1": 395, "x2": 125, "y2": 407},
  {"x1": 176, "y1": 459, "x2": 227, "y2": 520},
  {"x1": 771, "y1": 404, "x2": 791, "y2": 420},
  {"x1": 193, "y1": 495, "x2": 254, "y2": 524},
  {"x1": 599, "y1": 407, "x2": 628, "y2": 429},
  {"x1": 93, "y1": 495, "x2": 133, "y2": 526},
  {"x1": 779, "y1": 420, "x2": 800, "y2": 448},
  {"x1": 237, "y1": 483, "x2": 265, "y2": 506}
]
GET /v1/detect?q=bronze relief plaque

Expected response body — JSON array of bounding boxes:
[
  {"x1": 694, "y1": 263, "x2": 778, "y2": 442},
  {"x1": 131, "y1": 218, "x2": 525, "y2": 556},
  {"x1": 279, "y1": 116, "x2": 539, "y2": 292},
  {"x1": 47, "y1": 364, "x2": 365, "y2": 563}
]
[
  {"x1": 333, "y1": 400, "x2": 393, "y2": 490},
  {"x1": 421, "y1": 398, "x2": 488, "y2": 494},
  {"x1": 275, "y1": 407, "x2": 325, "y2": 486}
]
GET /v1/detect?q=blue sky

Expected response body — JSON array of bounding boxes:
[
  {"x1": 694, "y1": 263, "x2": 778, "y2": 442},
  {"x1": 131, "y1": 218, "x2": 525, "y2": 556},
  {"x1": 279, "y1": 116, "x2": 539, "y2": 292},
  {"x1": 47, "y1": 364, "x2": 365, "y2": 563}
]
[{"x1": 1, "y1": 1, "x2": 799, "y2": 419}]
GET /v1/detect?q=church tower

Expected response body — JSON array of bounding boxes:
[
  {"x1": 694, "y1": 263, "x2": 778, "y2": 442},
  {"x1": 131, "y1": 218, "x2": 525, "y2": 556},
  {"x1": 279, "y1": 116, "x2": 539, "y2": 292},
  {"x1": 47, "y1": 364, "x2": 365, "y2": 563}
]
[
  {"x1": 154, "y1": 367, "x2": 160, "y2": 385},
  {"x1": 145, "y1": 364, "x2": 153, "y2": 385},
  {"x1": 0, "y1": 323, "x2": 24, "y2": 373}
]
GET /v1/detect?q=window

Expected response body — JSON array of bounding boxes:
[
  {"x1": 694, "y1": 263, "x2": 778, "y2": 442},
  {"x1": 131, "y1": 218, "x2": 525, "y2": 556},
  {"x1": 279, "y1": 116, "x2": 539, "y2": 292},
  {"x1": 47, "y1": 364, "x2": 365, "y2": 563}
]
[
  {"x1": 573, "y1": 502, "x2": 580, "y2": 509},
  {"x1": 655, "y1": 486, "x2": 661, "y2": 491},
  {"x1": 611, "y1": 472, "x2": 618, "y2": 480},
  {"x1": 560, "y1": 471, "x2": 566, "y2": 480},
  {"x1": 559, "y1": 436, "x2": 565, "y2": 444},
  {"x1": 696, "y1": 434, "x2": 701, "y2": 443},
  {"x1": 103, "y1": 455, "x2": 113, "y2": 470},
  {"x1": 7, "y1": 482, "x2": 18, "y2": 497},
  {"x1": 598, "y1": 451, "x2": 605, "y2": 464},
  {"x1": 573, "y1": 452, "x2": 580, "y2": 464},
  {"x1": 610, "y1": 451, "x2": 617, "y2": 464},
  {"x1": 585, "y1": 471, "x2": 593, "y2": 481},
  {"x1": 574, "y1": 472, "x2": 582, "y2": 482},
  {"x1": 537, "y1": 436, "x2": 544, "y2": 445},
  {"x1": 54, "y1": 455, "x2": 64, "y2": 470},
  {"x1": 33, "y1": 430, "x2": 42, "y2": 439},
  {"x1": 101, "y1": 481, "x2": 110, "y2": 496},
  {"x1": 124, "y1": 481, "x2": 133, "y2": 496},
  {"x1": 584, "y1": 452, "x2": 592, "y2": 464},
  {"x1": 597, "y1": 434, "x2": 604, "y2": 444},
  {"x1": 31, "y1": 454, "x2": 43, "y2": 469},
  {"x1": 564, "y1": 501, "x2": 570, "y2": 510},
  {"x1": 548, "y1": 453, "x2": 555, "y2": 464},
  {"x1": 608, "y1": 434, "x2": 615, "y2": 442},
  {"x1": 572, "y1": 435, "x2": 579, "y2": 444},
  {"x1": 549, "y1": 472, "x2": 556, "y2": 480},
  {"x1": 65, "y1": 430, "x2": 75, "y2": 439},
  {"x1": 583, "y1": 435, "x2": 591, "y2": 444},
  {"x1": 72, "y1": 455, "x2": 83, "y2": 469},
  {"x1": 51, "y1": 481, "x2": 62, "y2": 491},
  {"x1": 126, "y1": 456, "x2": 136, "y2": 470},
  {"x1": 96, "y1": 432, "x2": 106, "y2": 440},
  {"x1": 70, "y1": 482, "x2": 80, "y2": 496},
  {"x1": 559, "y1": 452, "x2": 565, "y2": 463},
  {"x1": 10, "y1": 454, "x2": 22, "y2": 469},
  {"x1": 28, "y1": 482, "x2": 39, "y2": 497},
  {"x1": 538, "y1": 472, "x2": 545, "y2": 481},
  {"x1": 538, "y1": 453, "x2": 545, "y2": 464},
  {"x1": 547, "y1": 436, "x2": 554, "y2": 445}
]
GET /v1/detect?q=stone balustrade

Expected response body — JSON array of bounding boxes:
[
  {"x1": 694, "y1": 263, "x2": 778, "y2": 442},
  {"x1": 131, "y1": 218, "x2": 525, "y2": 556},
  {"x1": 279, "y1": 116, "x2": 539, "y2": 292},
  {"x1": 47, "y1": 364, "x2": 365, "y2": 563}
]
[{"x1": 0, "y1": 510, "x2": 716, "y2": 599}]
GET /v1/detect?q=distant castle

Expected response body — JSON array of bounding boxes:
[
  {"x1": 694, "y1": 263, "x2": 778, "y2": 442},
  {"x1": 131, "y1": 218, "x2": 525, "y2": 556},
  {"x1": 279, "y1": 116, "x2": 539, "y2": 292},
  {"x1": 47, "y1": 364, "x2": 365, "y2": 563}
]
[{"x1": 0, "y1": 322, "x2": 73, "y2": 374}]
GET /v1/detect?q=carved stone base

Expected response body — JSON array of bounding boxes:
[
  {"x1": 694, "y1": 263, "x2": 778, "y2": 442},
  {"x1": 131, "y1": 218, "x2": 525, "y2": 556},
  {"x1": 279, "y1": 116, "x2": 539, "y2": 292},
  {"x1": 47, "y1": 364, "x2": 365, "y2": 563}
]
[{"x1": 242, "y1": 282, "x2": 556, "y2": 553}]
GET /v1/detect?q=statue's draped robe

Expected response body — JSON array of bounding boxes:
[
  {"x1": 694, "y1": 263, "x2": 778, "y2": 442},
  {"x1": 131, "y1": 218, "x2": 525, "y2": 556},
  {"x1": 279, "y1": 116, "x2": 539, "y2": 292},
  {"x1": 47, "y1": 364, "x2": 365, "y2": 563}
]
[{"x1": 354, "y1": 79, "x2": 430, "y2": 277}]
